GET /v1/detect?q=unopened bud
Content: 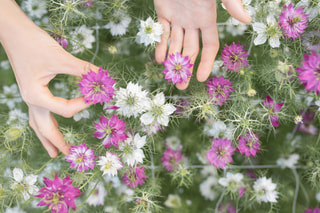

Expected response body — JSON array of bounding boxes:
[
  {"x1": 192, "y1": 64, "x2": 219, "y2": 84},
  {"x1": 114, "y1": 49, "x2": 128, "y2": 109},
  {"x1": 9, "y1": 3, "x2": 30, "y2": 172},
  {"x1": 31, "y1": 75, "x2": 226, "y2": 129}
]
[{"x1": 247, "y1": 88, "x2": 257, "y2": 97}]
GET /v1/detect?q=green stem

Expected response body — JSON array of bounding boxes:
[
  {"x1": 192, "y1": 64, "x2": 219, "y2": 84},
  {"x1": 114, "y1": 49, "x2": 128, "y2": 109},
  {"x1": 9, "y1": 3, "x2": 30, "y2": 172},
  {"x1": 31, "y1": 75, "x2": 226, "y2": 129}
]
[
  {"x1": 79, "y1": 171, "x2": 99, "y2": 190},
  {"x1": 34, "y1": 158, "x2": 55, "y2": 175}
]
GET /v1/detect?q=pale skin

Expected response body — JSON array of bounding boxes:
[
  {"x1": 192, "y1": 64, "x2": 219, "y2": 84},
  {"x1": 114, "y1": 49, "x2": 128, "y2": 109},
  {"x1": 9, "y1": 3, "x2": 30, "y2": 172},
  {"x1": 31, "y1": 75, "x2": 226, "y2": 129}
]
[{"x1": 0, "y1": 0, "x2": 251, "y2": 158}]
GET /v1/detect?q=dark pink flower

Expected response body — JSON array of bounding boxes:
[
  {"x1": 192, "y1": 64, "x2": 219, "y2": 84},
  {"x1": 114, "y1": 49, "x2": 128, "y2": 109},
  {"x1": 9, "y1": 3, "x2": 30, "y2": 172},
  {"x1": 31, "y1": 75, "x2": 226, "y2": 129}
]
[
  {"x1": 65, "y1": 143, "x2": 96, "y2": 172},
  {"x1": 82, "y1": 0, "x2": 93, "y2": 8},
  {"x1": 305, "y1": 206, "x2": 320, "y2": 213},
  {"x1": 279, "y1": 3, "x2": 308, "y2": 40},
  {"x1": 94, "y1": 115, "x2": 128, "y2": 149},
  {"x1": 78, "y1": 67, "x2": 116, "y2": 105},
  {"x1": 122, "y1": 165, "x2": 147, "y2": 188},
  {"x1": 264, "y1": 95, "x2": 284, "y2": 127},
  {"x1": 297, "y1": 52, "x2": 320, "y2": 94},
  {"x1": 237, "y1": 132, "x2": 260, "y2": 158},
  {"x1": 207, "y1": 76, "x2": 234, "y2": 106},
  {"x1": 206, "y1": 138, "x2": 235, "y2": 168},
  {"x1": 297, "y1": 111, "x2": 318, "y2": 135},
  {"x1": 35, "y1": 174, "x2": 82, "y2": 213},
  {"x1": 239, "y1": 187, "x2": 246, "y2": 198},
  {"x1": 162, "y1": 52, "x2": 193, "y2": 84},
  {"x1": 218, "y1": 202, "x2": 236, "y2": 213},
  {"x1": 221, "y1": 42, "x2": 249, "y2": 72},
  {"x1": 161, "y1": 146, "x2": 182, "y2": 171},
  {"x1": 174, "y1": 98, "x2": 190, "y2": 116},
  {"x1": 52, "y1": 33, "x2": 68, "y2": 49}
]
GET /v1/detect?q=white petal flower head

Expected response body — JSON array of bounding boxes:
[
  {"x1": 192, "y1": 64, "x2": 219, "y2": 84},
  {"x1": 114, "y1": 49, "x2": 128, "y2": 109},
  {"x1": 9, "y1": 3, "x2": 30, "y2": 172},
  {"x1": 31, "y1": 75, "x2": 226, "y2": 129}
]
[
  {"x1": 200, "y1": 165, "x2": 217, "y2": 178},
  {"x1": 119, "y1": 133, "x2": 147, "y2": 166},
  {"x1": 165, "y1": 136, "x2": 182, "y2": 151},
  {"x1": 136, "y1": 17, "x2": 163, "y2": 46},
  {"x1": 0, "y1": 84, "x2": 22, "y2": 109},
  {"x1": 200, "y1": 176, "x2": 218, "y2": 201},
  {"x1": 276, "y1": 153, "x2": 300, "y2": 169},
  {"x1": 86, "y1": 181, "x2": 107, "y2": 206},
  {"x1": 140, "y1": 92, "x2": 176, "y2": 127},
  {"x1": 97, "y1": 152, "x2": 123, "y2": 176},
  {"x1": 115, "y1": 82, "x2": 150, "y2": 118},
  {"x1": 105, "y1": 11, "x2": 132, "y2": 36},
  {"x1": 296, "y1": 0, "x2": 320, "y2": 20},
  {"x1": 218, "y1": 172, "x2": 244, "y2": 192},
  {"x1": 164, "y1": 194, "x2": 182, "y2": 208},
  {"x1": 7, "y1": 109, "x2": 28, "y2": 126},
  {"x1": 253, "y1": 177, "x2": 278, "y2": 203},
  {"x1": 70, "y1": 25, "x2": 95, "y2": 54},
  {"x1": 11, "y1": 168, "x2": 39, "y2": 201},
  {"x1": 0, "y1": 60, "x2": 10, "y2": 70},
  {"x1": 21, "y1": 0, "x2": 47, "y2": 19}
]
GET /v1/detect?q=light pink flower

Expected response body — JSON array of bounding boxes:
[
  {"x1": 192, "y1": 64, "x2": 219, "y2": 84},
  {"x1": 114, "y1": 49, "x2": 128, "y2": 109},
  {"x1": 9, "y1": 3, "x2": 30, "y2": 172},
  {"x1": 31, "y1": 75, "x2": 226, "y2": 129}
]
[
  {"x1": 206, "y1": 138, "x2": 235, "y2": 168},
  {"x1": 161, "y1": 146, "x2": 182, "y2": 171},
  {"x1": 207, "y1": 76, "x2": 234, "y2": 106},
  {"x1": 221, "y1": 42, "x2": 249, "y2": 72},
  {"x1": 264, "y1": 95, "x2": 284, "y2": 127},
  {"x1": 65, "y1": 143, "x2": 96, "y2": 172},
  {"x1": 122, "y1": 165, "x2": 147, "y2": 188}
]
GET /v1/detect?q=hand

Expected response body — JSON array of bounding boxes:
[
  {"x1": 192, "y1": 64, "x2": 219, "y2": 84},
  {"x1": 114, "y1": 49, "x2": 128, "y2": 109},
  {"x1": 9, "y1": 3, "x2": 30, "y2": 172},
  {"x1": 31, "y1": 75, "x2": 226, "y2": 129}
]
[
  {"x1": 0, "y1": 0, "x2": 98, "y2": 158},
  {"x1": 154, "y1": 0, "x2": 252, "y2": 90}
]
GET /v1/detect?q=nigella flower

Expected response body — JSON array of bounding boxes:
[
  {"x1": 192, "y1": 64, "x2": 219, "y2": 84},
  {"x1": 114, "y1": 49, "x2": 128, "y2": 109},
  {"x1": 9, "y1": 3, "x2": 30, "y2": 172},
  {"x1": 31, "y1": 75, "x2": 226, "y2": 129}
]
[
  {"x1": 237, "y1": 132, "x2": 261, "y2": 157},
  {"x1": 278, "y1": 3, "x2": 309, "y2": 40},
  {"x1": 119, "y1": 133, "x2": 147, "y2": 166},
  {"x1": 297, "y1": 52, "x2": 320, "y2": 94},
  {"x1": 122, "y1": 165, "x2": 147, "y2": 188},
  {"x1": 78, "y1": 67, "x2": 116, "y2": 105},
  {"x1": 218, "y1": 172, "x2": 244, "y2": 193},
  {"x1": 136, "y1": 17, "x2": 163, "y2": 46},
  {"x1": 10, "y1": 168, "x2": 38, "y2": 201},
  {"x1": 302, "y1": 31, "x2": 320, "y2": 53},
  {"x1": 221, "y1": 42, "x2": 249, "y2": 72},
  {"x1": 162, "y1": 52, "x2": 193, "y2": 84},
  {"x1": 207, "y1": 76, "x2": 234, "y2": 106},
  {"x1": 253, "y1": 177, "x2": 278, "y2": 203},
  {"x1": 296, "y1": 0, "x2": 320, "y2": 20},
  {"x1": 264, "y1": 94, "x2": 284, "y2": 127},
  {"x1": 65, "y1": 143, "x2": 96, "y2": 172},
  {"x1": 86, "y1": 182, "x2": 107, "y2": 206},
  {"x1": 305, "y1": 206, "x2": 320, "y2": 213},
  {"x1": 94, "y1": 115, "x2": 128, "y2": 148},
  {"x1": 51, "y1": 33, "x2": 68, "y2": 49},
  {"x1": 161, "y1": 146, "x2": 182, "y2": 171},
  {"x1": 97, "y1": 151, "x2": 123, "y2": 176},
  {"x1": 206, "y1": 138, "x2": 235, "y2": 168},
  {"x1": 35, "y1": 174, "x2": 82, "y2": 213},
  {"x1": 82, "y1": 0, "x2": 93, "y2": 8},
  {"x1": 104, "y1": 11, "x2": 132, "y2": 36},
  {"x1": 70, "y1": 25, "x2": 95, "y2": 54}
]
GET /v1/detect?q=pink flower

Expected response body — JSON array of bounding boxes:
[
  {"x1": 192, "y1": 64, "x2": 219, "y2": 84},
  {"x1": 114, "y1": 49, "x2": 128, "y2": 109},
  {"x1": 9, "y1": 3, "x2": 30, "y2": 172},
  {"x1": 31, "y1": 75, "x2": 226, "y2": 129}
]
[
  {"x1": 297, "y1": 52, "x2": 320, "y2": 94},
  {"x1": 237, "y1": 132, "x2": 260, "y2": 158},
  {"x1": 78, "y1": 67, "x2": 116, "y2": 104},
  {"x1": 305, "y1": 206, "x2": 320, "y2": 213},
  {"x1": 82, "y1": 0, "x2": 93, "y2": 8},
  {"x1": 279, "y1": 3, "x2": 308, "y2": 40},
  {"x1": 65, "y1": 143, "x2": 96, "y2": 172},
  {"x1": 218, "y1": 202, "x2": 236, "y2": 213},
  {"x1": 297, "y1": 111, "x2": 318, "y2": 136},
  {"x1": 221, "y1": 42, "x2": 249, "y2": 72},
  {"x1": 161, "y1": 146, "x2": 182, "y2": 171},
  {"x1": 162, "y1": 52, "x2": 193, "y2": 84},
  {"x1": 206, "y1": 138, "x2": 235, "y2": 168},
  {"x1": 207, "y1": 76, "x2": 234, "y2": 106},
  {"x1": 52, "y1": 33, "x2": 68, "y2": 49},
  {"x1": 94, "y1": 115, "x2": 128, "y2": 149},
  {"x1": 122, "y1": 165, "x2": 147, "y2": 188},
  {"x1": 264, "y1": 95, "x2": 284, "y2": 127},
  {"x1": 239, "y1": 187, "x2": 246, "y2": 198},
  {"x1": 35, "y1": 174, "x2": 82, "y2": 213}
]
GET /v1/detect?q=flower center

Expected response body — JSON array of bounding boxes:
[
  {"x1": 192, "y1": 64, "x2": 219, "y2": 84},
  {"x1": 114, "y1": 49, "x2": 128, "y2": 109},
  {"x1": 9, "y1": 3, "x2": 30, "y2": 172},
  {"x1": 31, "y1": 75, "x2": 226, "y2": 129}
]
[
  {"x1": 76, "y1": 156, "x2": 84, "y2": 164},
  {"x1": 106, "y1": 128, "x2": 112, "y2": 135},
  {"x1": 175, "y1": 64, "x2": 182, "y2": 71},
  {"x1": 267, "y1": 24, "x2": 281, "y2": 39},
  {"x1": 104, "y1": 162, "x2": 112, "y2": 170},
  {"x1": 311, "y1": 36, "x2": 320, "y2": 45},
  {"x1": 50, "y1": 192, "x2": 62, "y2": 204},
  {"x1": 315, "y1": 66, "x2": 320, "y2": 79},
  {"x1": 144, "y1": 26, "x2": 153, "y2": 34},
  {"x1": 152, "y1": 105, "x2": 163, "y2": 117},
  {"x1": 232, "y1": 54, "x2": 240, "y2": 63},
  {"x1": 290, "y1": 17, "x2": 301, "y2": 25},
  {"x1": 127, "y1": 96, "x2": 135, "y2": 105},
  {"x1": 94, "y1": 83, "x2": 103, "y2": 92}
]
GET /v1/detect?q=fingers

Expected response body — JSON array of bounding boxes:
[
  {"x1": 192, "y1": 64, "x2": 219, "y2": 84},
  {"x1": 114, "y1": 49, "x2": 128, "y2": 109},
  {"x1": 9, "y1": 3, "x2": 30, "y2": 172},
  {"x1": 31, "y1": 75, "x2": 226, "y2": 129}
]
[
  {"x1": 168, "y1": 26, "x2": 184, "y2": 56},
  {"x1": 155, "y1": 17, "x2": 170, "y2": 63},
  {"x1": 177, "y1": 29, "x2": 200, "y2": 90},
  {"x1": 61, "y1": 55, "x2": 100, "y2": 77},
  {"x1": 197, "y1": 27, "x2": 219, "y2": 82},
  {"x1": 222, "y1": 0, "x2": 252, "y2": 24}
]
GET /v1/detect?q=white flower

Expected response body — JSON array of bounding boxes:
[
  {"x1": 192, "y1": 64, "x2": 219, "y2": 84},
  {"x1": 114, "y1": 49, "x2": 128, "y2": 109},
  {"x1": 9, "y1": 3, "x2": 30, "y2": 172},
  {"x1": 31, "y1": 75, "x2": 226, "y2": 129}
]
[
  {"x1": 164, "y1": 194, "x2": 182, "y2": 208},
  {"x1": 165, "y1": 136, "x2": 182, "y2": 151},
  {"x1": 73, "y1": 109, "x2": 90, "y2": 121},
  {"x1": 222, "y1": 0, "x2": 255, "y2": 25},
  {"x1": 119, "y1": 133, "x2": 146, "y2": 166},
  {"x1": 7, "y1": 109, "x2": 28, "y2": 126},
  {"x1": 10, "y1": 168, "x2": 38, "y2": 201},
  {"x1": 252, "y1": 15, "x2": 282, "y2": 48},
  {"x1": 104, "y1": 11, "x2": 131, "y2": 36},
  {"x1": 218, "y1": 172, "x2": 244, "y2": 192},
  {"x1": 253, "y1": 177, "x2": 278, "y2": 203},
  {"x1": 5, "y1": 206, "x2": 26, "y2": 213},
  {"x1": 200, "y1": 165, "x2": 217, "y2": 178},
  {"x1": 104, "y1": 206, "x2": 119, "y2": 213},
  {"x1": 21, "y1": 0, "x2": 47, "y2": 19},
  {"x1": 211, "y1": 60, "x2": 224, "y2": 77},
  {"x1": 140, "y1": 92, "x2": 176, "y2": 127},
  {"x1": 86, "y1": 181, "x2": 107, "y2": 206},
  {"x1": 226, "y1": 19, "x2": 248, "y2": 36},
  {"x1": 97, "y1": 152, "x2": 123, "y2": 176},
  {"x1": 276, "y1": 153, "x2": 300, "y2": 169},
  {"x1": 204, "y1": 119, "x2": 234, "y2": 139},
  {"x1": 0, "y1": 60, "x2": 10, "y2": 70},
  {"x1": 116, "y1": 185, "x2": 134, "y2": 202},
  {"x1": 136, "y1": 17, "x2": 163, "y2": 46},
  {"x1": 199, "y1": 176, "x2": 218, "y2": 201},
  {"x1": 70, "y1": 25, "x2": 95, "y2": 54},
  {"x1": 115, "y1": 82, "x2": 150, "y2": 118},
  {"x1": 296, "y1": 0, "x2": 320, "y2": 20},
  {"x1": 196, "y1": 151, "x2": 209, "y2": 164},
  {"x1": 0, "y1": 84, "x2": 22, "y2": 109}
]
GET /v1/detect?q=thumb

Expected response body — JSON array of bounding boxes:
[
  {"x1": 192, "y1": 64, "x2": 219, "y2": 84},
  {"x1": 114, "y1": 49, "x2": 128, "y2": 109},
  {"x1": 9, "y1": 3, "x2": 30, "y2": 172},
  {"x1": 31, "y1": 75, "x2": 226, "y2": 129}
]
[{"x1": 222, "y1": 0, "x2": 252, "y2": 24}]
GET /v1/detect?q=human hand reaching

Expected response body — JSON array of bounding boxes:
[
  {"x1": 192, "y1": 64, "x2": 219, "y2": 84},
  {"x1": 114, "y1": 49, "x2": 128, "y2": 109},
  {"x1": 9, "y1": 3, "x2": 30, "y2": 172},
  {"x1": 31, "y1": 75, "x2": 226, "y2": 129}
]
[
  {"x1": 154, "y1": 0, "x2": 252, "y2": 90},
  {"x1": 0, "y1": 0, "x2": 98, "y2": 158}
]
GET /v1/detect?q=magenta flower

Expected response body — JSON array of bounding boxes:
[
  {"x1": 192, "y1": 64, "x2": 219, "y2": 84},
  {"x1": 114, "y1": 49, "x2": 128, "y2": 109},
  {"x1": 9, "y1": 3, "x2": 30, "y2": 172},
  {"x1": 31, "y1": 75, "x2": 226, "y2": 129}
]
[
  {"x1": 206, "y1": 138, "x2": 235, "y2": 168},
  {"x1": 297, "y1": 111, "x2": 318, "y2": 136},
  {"x1": 78, "y1": 67, "x2": 116, "y2": 105},
  {"x1": 278, "y1": 3, "x2": 308, "y2": 40},
  {"x1": 65, "y1": 143, "x2": 96, "y2": 172},
  {"x1": 35, "y1": 174, "x2": 82, "y2": 213},
  {"x1": 237, "y1": 132, "x2": 260, "y2": 158},
  {"x1": 297, "y1": 52, "x2": 320, "y2": 94},
  {"x1": 264, "y1": 95, "x2": 284, "y2": 127},
  {"x1": 221, "y1": 42, "x2": 249, "y2": 72},
  {"x1": 122, "y1": 165, "x2": 147, "y2": 188},
  {"x1": 52, "y1": 33, "x2": 68, "y2": 49},
  {"x1": 174, "y1": 98, "x2": 190, "y2": 116},
  {"x1": 207, "y1": 76, "x2": 234, "y2": 106},
  {"x1": 162, "y1": 52, "x2": 193, "y2": 84},
  {"x1": 82, "y1": 0, "x2": 93, "y2": 8},
  {"x1": 94, "y1": 115, "x2": 128, "y2": 149},
  {"x1": 161, "y1": 146, "x2": 182, "y2": 171},
  {"x1": 305, "y1": 206, "x2": 320, "y2": 213}
]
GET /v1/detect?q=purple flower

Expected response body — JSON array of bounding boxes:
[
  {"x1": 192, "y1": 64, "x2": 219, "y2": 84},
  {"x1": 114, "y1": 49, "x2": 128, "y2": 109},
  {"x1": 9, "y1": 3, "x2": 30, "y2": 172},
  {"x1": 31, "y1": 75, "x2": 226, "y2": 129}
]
[
  {"x1": 174, "y1": 98, "x2": 190, "y2": 116},
  {"x1": 297, "y1": 52, "x2": 320, "y2": 94},
  {"x1": 206, "y1": 138, "x2": 235, "y2": 168},
  {"x1": 279, "y1": 3, "x2": 308, "y2": 40},
  {"x1": 302, "y1": 31, "x2": 320, "y2": 53},
  {"x1": 218, "y1": 202, "x2": 236, "y2": 213},
  {"x1": 305, "y1": 206, "x2": 320, "y2": 213},
  {"x1": 94, "y1": 115, "x2": 128, "y2": 149},
  {"x1": 78, "y1": 67, "x2": 116, "y2": 105},
  {"x1": 52, "y1": 33, "x2": 68, "y2": 49},
  {"x1": 264, "y1": 95, "x2": 284, "y2": 127},
  {"x1": 237, "y1": 132, "x2": 260, "y2": 158},
  {"x1": 161, "y1": 146, "x2": 182, "y2": 171},
  {"x1": 221, "y1": 42, "x2": 249, "y2": 72},
  {"x1": 162, "y1": 52, "x2": 193, "y2": 84},
  {"x1": 35, "y1": 174, "x2": 82, "y2": 213},
  {"x1": 207, "y1": 76, "x2": 234, "y2": 106},
  {"x1": 65, "y1": 143, "x2": 96, "y2": 172},
  {"x1": 297, "y1": 111, "x2": 318, "y2": 136},
  {"x1": 122, "y1": 165, "x2": 147, "y2": 188},
  {"x1": 82, "y1": 0, "x2": 93, "y2": 8}
]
